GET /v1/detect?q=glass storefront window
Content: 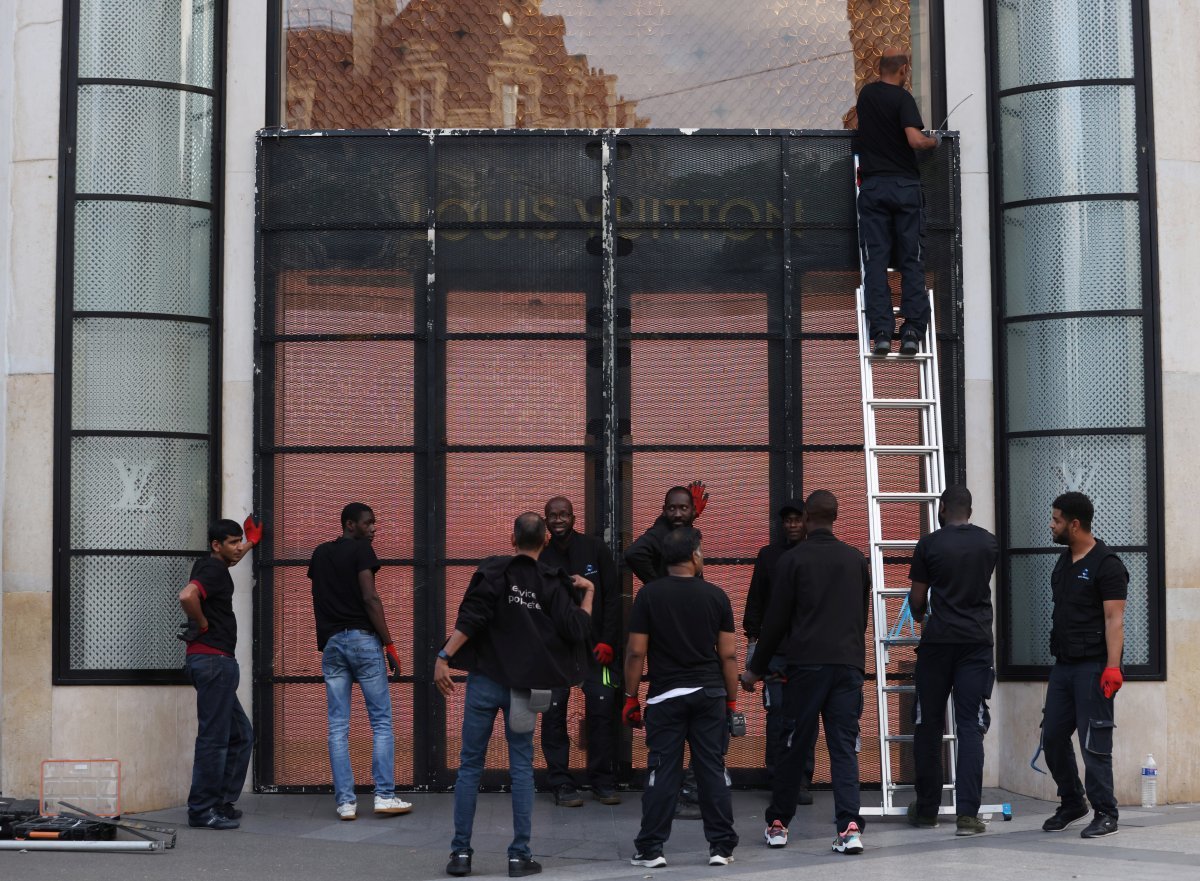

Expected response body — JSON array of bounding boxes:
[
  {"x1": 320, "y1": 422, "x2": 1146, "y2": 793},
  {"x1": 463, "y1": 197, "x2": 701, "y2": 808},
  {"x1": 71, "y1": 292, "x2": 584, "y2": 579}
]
[{"x1": 282, "y1": 0, "x2": 934, "y2": 130}]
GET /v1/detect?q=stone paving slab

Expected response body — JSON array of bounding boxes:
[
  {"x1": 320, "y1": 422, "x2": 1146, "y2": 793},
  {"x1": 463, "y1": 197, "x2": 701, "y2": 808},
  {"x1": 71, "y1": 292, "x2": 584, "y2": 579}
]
[{"x1": 2, "y1": 789, "x2": 1197, "y2": 881}]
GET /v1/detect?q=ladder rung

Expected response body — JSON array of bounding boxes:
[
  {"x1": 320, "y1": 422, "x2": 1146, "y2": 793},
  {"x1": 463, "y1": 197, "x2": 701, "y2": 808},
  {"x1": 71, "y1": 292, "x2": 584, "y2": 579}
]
[
  {"x1": 886, "y1": 783, "x2": 956, "y2": 792},
  {"x1": 876, "y1": 539, "x2": 917, "y2": 549},
  {"x1": 875, "y1": 588, "x2": 910, "y2": 597},
  {"x1": 870, "y1": 445, "x2": 939, "y2": 454},
  {"x1": 863, "y1": 352, "x2": 936, "y2": 361},
  {"x1": 873, "y1": 492, "x2": 940, "y2": 502},
  {"x1": 886, "y1": 734, "x2": 955, "y2": 743},
  {"x1": 881, "y1": 636, "x2": 921, "y2": 646},
  {"x1": 882, "y1": 685, "x2": 916, "y2": 694},
  {"x1": 867, "y1": 398, "x2": 937, "y2": 408}
]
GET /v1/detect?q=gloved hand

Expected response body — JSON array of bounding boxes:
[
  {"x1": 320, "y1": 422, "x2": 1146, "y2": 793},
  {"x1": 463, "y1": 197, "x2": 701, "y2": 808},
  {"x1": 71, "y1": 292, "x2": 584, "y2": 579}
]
[
  {"x1": 242, "y1": 515, "x2": 263, "y2": 546},
  {"x1": 622, "y1": 696, "x2": 643, "y2": 728},
  {"x1": 688, "y1": 480, "x2": 709, "y2": 518},
  {"x1": 926, "y1": 130, "x2": 943, "y2": 148},
  {"x1": 726, "y1": 700, "x2": 737, "y2": 713},
  {"x1": 176, "y1": 619, "x2": 207, "y2": 642},
  {"x1": 593, "y1": 643, "x2": 615, "y2": 665},
  {"x1": 384, "y1": 643, "x2": 402, "y2": 678},
  {"x1": 1100, "y1": 666, "x2": 1123, "y2": 699}
]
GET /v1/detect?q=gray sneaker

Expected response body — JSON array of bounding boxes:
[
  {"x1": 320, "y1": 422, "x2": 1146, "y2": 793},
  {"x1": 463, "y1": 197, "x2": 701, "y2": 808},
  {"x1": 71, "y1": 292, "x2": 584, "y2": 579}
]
[{"x1": 907, "y1": 802, "x2": 939, "y2": 828}]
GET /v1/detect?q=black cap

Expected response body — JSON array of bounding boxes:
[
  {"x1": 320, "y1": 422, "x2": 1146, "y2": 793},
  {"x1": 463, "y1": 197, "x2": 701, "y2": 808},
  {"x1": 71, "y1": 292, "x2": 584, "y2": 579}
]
[{"x1": 778, "y1": 498, "x2": 805, "y2": 518}]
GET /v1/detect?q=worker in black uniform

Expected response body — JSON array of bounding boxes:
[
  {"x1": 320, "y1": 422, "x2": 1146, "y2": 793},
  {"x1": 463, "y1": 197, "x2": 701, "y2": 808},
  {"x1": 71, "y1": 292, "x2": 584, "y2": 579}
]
[
  {"x1": 905, "y1": 485, "x2": 998, "y2": 836},
  {"x1": 539, "y1": 495, "x2": 622, "y2": 807},
  {"x1": 855, "y1": 45, "x2": 940, "y2": 357},
  {"x1": 624, "y1": 483, "x2": 707, "y2": 819},
  {"x1": 743, "y1": 499, "x2": 815, "y2": 797},
  {"x1": 623, "y1": 526, "x2": 740, "y2": 868},
  {"x1": 741, "y1": 490, "x2": 870, "y2": 855},
  {"x1": 1040, "y1": 492, "x2": 1127, "y2": 840}
]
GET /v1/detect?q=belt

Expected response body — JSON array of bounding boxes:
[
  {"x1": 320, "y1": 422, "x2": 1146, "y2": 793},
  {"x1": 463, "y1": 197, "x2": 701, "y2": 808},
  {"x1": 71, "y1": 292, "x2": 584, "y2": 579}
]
[{"x1": 329, "y1": 625, "x2": 376, "y2": 637}]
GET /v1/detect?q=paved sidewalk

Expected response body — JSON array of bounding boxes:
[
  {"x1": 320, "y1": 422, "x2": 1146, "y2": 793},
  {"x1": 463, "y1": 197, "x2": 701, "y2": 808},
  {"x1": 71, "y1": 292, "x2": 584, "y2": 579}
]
[{"x1": 4, "y1": 789, "x2": 1198, "y2": 881}]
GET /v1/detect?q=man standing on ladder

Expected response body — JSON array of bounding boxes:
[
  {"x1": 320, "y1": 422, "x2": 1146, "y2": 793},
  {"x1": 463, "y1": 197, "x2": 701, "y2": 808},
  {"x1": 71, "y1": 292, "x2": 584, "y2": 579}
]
[
  {"x1": 855, "y1": 46, "x2": 941, "y2": 357},
  {"x1": 743, "y1": 499, "x2": 814, "y2": 798},
  {"x1": 1040, "y1": 492, "x2": 1127, "y2": 840},
  {"x1": 740, "y1": 491, "x2": 871, "y2": 855},
  {"x1": 905, "y1": 486, "x2": 998, "y2": 836}
]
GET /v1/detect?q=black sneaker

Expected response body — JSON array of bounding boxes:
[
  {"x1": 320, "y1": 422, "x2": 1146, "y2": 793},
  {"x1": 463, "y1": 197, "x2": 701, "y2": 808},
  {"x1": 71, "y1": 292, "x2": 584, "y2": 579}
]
[
  {"x1": 592, "y1": 787, "x2": 621, "y2": 805},
  {"x1": 553, "y1": 784, "x2": 583, "y2": 807},
  {"x1": 1080, "y1": 813, "x2": 1118, "y2": 839},
  {"x1": 906, "y1": 801, "x2": 939, "y2": 828},
  {"x1": 796, "y1": 787, "x2": 814, "y2": 806},
  {"x1": 674, "y1": 799, "x2": 702, "y2": 820},
  {"x1": 446, "y1": 851, "x2": 472, "y2": 877},
  {"x1": 899, "y1": 325, "x2": 921, "y2": 356},
  {"x1": 508, "y1": 856, "x2": 542, "y2": 877},
  {"x1": 631, "y1": 851, "x2": 667, "y2": 868},
  {"x1": 1042, "y1": 803, "x2": 1089, "y2": 832},
  {"x1": 188, "y1": 808, "x2": 239, "y2": 830},
  {"x1": 219, "y1": 802, "x2": 243, "y2": 820},
  {"x1": 872, "y1": 333, "x2": 891, "y2": 356}
]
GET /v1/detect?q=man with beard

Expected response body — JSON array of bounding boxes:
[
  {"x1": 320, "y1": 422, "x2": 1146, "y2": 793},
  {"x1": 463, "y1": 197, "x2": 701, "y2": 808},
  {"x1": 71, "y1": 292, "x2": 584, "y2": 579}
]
[
  {"x1": 905, "y1": 486, "x2": 998, "y2": 835},
  {"x1": 743, "y1": 499, "x2": 814, "y2": 796},
  {"x1": 1039, "y1": 492, "x2": 1127, "y2": 840},
  {"x1": 625, "y1": 483, "x2": 708, "y2": 819},
  {"x1": 539, "y1": 495, "x2": 622, "y2": 807}
]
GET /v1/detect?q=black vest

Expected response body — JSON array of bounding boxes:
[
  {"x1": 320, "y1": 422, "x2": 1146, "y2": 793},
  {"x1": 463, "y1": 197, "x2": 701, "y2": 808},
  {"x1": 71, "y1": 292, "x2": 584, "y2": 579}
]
[{"x1": 1049, "y1": 541, "x2": 1120, "y2": 662}]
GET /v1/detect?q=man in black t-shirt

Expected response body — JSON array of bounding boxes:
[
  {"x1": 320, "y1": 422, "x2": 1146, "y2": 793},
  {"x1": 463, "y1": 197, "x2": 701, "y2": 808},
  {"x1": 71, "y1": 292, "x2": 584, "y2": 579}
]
[
  {"x1": 855, "y1": 46, "x2": 941, "y2": 357},
  {"x1": 539, "y1": 496, "x2": 622, "y2": 807},
  {"x1": 178, "y1": 517, "x2": 258, "y2": 829},
  {"x1": 308, "y1": 503, "x2": 412, "y2": 821},
  {"x1": 1040, "y1": 492, "x2": 1127, "y2": 840},
  {"x1": 906, "y1": 486, "x2": 999, "y2": 835},
  {"x1": 623, "y1": 527, "x2": 739, "y2": 868}
]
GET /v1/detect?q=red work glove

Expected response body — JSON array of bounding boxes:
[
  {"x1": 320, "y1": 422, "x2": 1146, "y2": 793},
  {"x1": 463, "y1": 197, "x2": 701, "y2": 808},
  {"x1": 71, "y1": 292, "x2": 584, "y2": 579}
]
[
  {"x1": 1100, "y1": 667, "x2": 1123, "y2": 699},
  {"x1": 593, "y1": 643, "x2": 615, "y2": 665},
  {"x1": 242, "y1": 515, "x2": 263, "y2": 546},
  {"x1": 688, "y1": 481, "x2": 709, "y2": 518},
  {"x1": 622, "y1": 696, "x2": 643, "y2": 728},
  {"x1": 384, "y1": 643, "x2": 402, "y2": 678},
  {"x1": 726, "y1": 700, "x2": 737, "y2": 713}
]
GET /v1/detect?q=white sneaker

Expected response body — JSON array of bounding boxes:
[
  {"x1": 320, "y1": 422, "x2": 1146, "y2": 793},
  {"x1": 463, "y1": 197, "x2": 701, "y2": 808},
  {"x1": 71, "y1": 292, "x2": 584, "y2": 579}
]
[
  {"x1": 832, "y1": 821, "x2": 864, "y2": 855},
  {"x1": 708, "y1": 849, "x2": 734, "y2": 866},
  {"x1": 764, "y1": 821, "x2": 788, "y2": 848},
  {"x1": 336, "y1": 802, "x2": 356, "y2": 821},
  {"x1": 374, "y1": 795, "x2": 413, "y2": 815}
]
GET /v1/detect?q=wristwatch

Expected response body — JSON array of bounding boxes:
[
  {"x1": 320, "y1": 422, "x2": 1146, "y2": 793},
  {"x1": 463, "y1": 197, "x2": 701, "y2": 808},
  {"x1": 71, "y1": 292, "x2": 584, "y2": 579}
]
[{"x1": 437, "y1": 648, "x2": 452, "y2": 662}]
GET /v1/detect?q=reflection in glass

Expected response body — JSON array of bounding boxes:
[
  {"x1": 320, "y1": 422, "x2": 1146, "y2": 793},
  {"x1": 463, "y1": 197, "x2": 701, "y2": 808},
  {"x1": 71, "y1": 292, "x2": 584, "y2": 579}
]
[{"x1": 284, "y1": 0, "x2": 932, "y2": 130}]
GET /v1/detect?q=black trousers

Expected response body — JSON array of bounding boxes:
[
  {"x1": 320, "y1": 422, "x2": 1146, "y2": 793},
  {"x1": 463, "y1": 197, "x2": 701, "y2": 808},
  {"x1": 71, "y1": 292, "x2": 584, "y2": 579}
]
[
  {"x1": 541, "y1": 664, "x2": 618, "y2": 790},
  {"x1": 763, "y1": 654, "x2": 815, "y2": 785},
  {"x1": 1042, "y1": 660, "x2": 1118, "y2": 818},
  {"x1": 767, "y1": 664, "x2": 864, "y2": 832},
  {"x1": 634, "y1": 688, "x2": 737, "y2": 855},
  {"x1": 857, "y1": 175, "x2": 929, "y2": 339},
  {"x1": 912, "y1": 642, "x2": 993, "y2": 818}
]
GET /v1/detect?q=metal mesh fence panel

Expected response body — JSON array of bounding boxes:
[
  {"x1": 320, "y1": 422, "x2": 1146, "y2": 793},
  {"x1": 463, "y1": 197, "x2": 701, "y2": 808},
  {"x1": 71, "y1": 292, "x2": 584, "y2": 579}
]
[{"x1": 257, "y1": 130, "x2": 963, "y2": 790}]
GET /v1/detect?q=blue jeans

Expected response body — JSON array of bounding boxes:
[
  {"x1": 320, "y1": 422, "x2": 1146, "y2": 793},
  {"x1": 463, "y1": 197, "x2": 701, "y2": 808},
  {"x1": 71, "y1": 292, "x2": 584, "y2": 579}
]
[
  {"x1": 451, "y1": 672, "x2": 534, "y2": 859},
  {"x1": 322, "y1": 629, "x2": 395, "y2": 805},
  {"x1": 186, "y1": 654, "x2": 253, "y2": 819}
]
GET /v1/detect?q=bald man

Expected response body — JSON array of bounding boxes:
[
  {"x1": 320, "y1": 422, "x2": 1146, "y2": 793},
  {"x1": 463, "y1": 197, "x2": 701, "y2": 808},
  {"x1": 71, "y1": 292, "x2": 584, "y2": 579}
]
[{"x1": 855, "y1": 47, "x2": 940, "y2": 358}]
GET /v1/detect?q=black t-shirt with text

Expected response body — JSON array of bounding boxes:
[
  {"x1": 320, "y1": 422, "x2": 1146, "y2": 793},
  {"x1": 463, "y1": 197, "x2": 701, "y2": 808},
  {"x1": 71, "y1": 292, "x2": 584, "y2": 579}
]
[
  {"x1": 909, "y1": 524, "x2": 999, "y2": 645},
  {"x1": 855, "y1": 81, "x2": 924, "y2": 179},
  {"x1": 308, "y1": 536, "x2": 381, "y2": 651},
  {"x1": 189, "y1": 555, "x2": 237, "y2": 656},
  {"x1": 628, "y1": 575, "x2": 734, "y2": 699}
]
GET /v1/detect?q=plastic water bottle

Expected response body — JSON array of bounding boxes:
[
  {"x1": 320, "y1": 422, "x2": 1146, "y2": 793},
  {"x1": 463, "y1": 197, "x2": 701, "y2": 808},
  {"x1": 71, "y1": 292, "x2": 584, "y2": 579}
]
[{"x1": 1141, "y1": 753, "x2": 1158, "y2": 807}]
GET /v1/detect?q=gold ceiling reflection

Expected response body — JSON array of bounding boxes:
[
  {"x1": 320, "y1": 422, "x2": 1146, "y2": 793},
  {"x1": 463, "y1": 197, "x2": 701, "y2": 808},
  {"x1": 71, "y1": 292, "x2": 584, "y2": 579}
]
[{"x1": 284, "y1": 0, "x2": 928, "y2": 131}]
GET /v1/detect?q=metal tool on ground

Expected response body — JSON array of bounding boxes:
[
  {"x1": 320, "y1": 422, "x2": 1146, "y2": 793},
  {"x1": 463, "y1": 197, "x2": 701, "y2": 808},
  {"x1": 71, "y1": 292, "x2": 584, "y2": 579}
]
[{"x1": 59, "y1": 800, "x2": 177, "y2": 849}]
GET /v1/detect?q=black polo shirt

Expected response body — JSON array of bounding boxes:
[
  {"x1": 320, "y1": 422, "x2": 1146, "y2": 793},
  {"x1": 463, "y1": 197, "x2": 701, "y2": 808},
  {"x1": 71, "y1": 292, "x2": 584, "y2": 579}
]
[
  {"x1": 308, "y1": 536, "x2": 381, "y2": 651},
  {"x1": 628, "y1": 575, "x2": 734, "y2": 699},
  {"x1": 909, "y1": 524, "x2": 999, "y2": 645}
]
